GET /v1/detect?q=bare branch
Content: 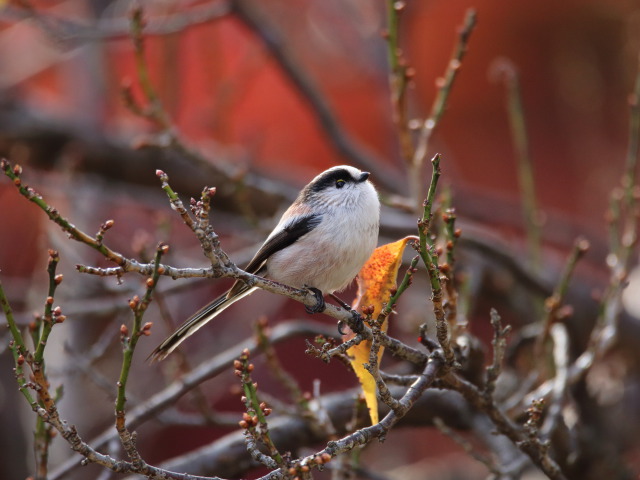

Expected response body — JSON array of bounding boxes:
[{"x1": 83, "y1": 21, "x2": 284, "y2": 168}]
[{"x1": 231, "y1": 0, "x2": 401, "y2": 193}]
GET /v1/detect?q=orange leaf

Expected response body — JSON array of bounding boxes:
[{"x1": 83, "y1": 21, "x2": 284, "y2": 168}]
[{"x1": 345, "y1": 236, "x2": 416, "y2": 424}]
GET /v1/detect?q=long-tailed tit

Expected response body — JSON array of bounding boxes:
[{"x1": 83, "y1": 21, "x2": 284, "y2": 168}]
[{"x1": 150, "y1": 165, "x2": 380, "y2": 361}]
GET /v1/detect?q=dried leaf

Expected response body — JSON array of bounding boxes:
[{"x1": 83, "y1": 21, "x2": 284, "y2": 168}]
[{"x1": 345, "y1": 236, "x2": 415, "y2": 424}]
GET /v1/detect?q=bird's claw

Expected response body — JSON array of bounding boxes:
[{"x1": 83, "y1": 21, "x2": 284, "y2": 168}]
[
  {"x1": 337, "y1": 320, "x2": 347, "y2": 336},
  {"x1": 337, "y1": 309, "x2": 364, "y2": 336},
  {"x1": 349, "y1": 309, "x2": 364, "y2": 333},
  {"x1": 304, "y1": 286, "x2": 325, "y2": 314}
]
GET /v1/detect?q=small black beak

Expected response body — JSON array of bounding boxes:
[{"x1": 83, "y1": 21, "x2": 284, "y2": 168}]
[{"x1": 359, "y1": 172, "x2": 370, "y2": 182}]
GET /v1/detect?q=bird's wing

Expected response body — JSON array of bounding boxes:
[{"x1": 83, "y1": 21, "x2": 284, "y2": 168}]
[
  {"x1": 226, "y1": 213, "x2": 323, "y2": 297},
  {"x1": 149, "y1": 213, "x2": 323, "y2": 361},
  {"x1": 246, "y1": 213, "x2": 323, "y2": 273}
]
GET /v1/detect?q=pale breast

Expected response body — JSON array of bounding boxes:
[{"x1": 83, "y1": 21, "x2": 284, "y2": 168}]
[{"x1": 266, "y1": 205, "x2": 379, "y2": 293}]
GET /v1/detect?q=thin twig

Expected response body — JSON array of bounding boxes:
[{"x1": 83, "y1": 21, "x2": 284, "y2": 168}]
[
  {"x1": 33, "y1": 249, "x2": 65, "y2": 479},
  {"x1": 0, "y1": 278, "x2": 37, "y2": 406},
  {"x1": 319, "y1": 354, "x2": 444, "y2": 454},
  {"x1": 235, "y1": 349, "x2": 286, "y2": 469},
  {"x1": 1, "y1": 159, "x2": 374, "y2": 332},
  {"x1": 378, "y1": 254, "x2": 420, "y2": 321},
  {"x1": 1, "y1": 257, "x2": 218, "y2": 479},
  {"x1": 411, "y1": 9, "x2": 477, "y2": 208},
  {"x1": 1, "y1": 2, "x2": 232, "y2": 43},
  {"x1": 490, "y1": 58, "x2": 542, "y2": 270},
  {"x1": 385, "y1": 0, "x2": 414, "y2": 167},
  {"x1": 417, "y1": 154, "x2": 455, "y2": 366},
  {"x1": 540, "y1": 323, "x2": 569, "y2": 439},
  {"x1": 364, "y1": 318, "x2": 402, "y2": 415},
  {"x1": 379, "y1": 372, "x2": 420, "y2": 386},
  {"x1": 534, "y1": 237, "x2": 589, "y2": 357},
  {"x1": 255, "y1": 317, "x2": 314, "y2": 417},
  {"x1": 442, "y1": 206, "x2": 462, "y2": 335},
  {"x1": 444, "y1": 373, "x2": 567, "y2": 480},
  {"x1": 622, "y1": 55, "x2": 640, "y2": 211},
  {"x1": 484, "y1": 309, "x2": 511, "y2": 396},
  {"x1": 49, "y1": 321, "x2": 336, "y2": 480},
  {"x1": 115, "y1": 246, "x2": 166, "y2": 474},
  {"x1": 433, "y1": 417, "x2": 502, "y2": 477},
  {"x1": 231, "y1": 0, "x2": 400, "y2": 192}
]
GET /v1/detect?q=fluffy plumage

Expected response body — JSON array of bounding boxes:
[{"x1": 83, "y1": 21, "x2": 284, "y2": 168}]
[{"x1": 149, "y1": 165, "x2": 380, "y2": 361}]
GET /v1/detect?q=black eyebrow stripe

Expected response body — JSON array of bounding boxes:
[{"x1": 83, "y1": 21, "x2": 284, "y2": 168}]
[{"x1": 305, "y1": 168, "x2": 354, "y2": 194}]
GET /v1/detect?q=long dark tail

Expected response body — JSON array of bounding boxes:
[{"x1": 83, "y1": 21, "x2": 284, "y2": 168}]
[{"x1": 148, "y1": 285, "x2": 256, "y2": 362}]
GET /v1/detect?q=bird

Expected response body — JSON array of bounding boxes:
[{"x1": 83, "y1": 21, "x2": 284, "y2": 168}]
[{"x1": 149, "y1": 165, "x2": 380, "y2": 361}]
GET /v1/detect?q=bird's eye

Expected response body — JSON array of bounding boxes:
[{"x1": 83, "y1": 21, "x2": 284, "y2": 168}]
[{"x1": 335, "y1": 179, "x2": 346, "y2": 189}]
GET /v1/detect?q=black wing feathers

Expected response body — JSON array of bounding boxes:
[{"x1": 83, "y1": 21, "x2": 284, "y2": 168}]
[
  {"x1": 243, "y1": 214, "x2": 322, "y2": 274},
  {"x1": 225, "y1": 213, "x2": 322, "y2": 298}
]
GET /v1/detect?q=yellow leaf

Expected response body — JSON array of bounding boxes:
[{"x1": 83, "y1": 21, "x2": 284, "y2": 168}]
[{"x1": 345, "y1": 236, "x2": 416, "y2": 424}]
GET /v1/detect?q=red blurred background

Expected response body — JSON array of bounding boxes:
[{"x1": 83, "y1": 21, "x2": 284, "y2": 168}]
[{"x1": 1, "y1": 0, "x2": 639, "y2": 478}]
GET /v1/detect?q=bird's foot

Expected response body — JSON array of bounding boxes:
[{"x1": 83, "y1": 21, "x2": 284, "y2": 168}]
[
  {"x1": 338, "y1": 309, "x2": 364, "y2": 336},
  {"x1": 328, "y1": 293, "x2": 363, "y2": 335},
  {"x1": 304, "y1": 286, "x2": 326, "y2": 314}
]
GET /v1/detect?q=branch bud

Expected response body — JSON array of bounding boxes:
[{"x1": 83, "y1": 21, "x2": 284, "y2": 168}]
[
  {"x1": 129, "y1": 296, "x2": 140, "y2": 309},
  {"x1": 362, "y1": 305, "x2": 375, "y2": 316}
]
